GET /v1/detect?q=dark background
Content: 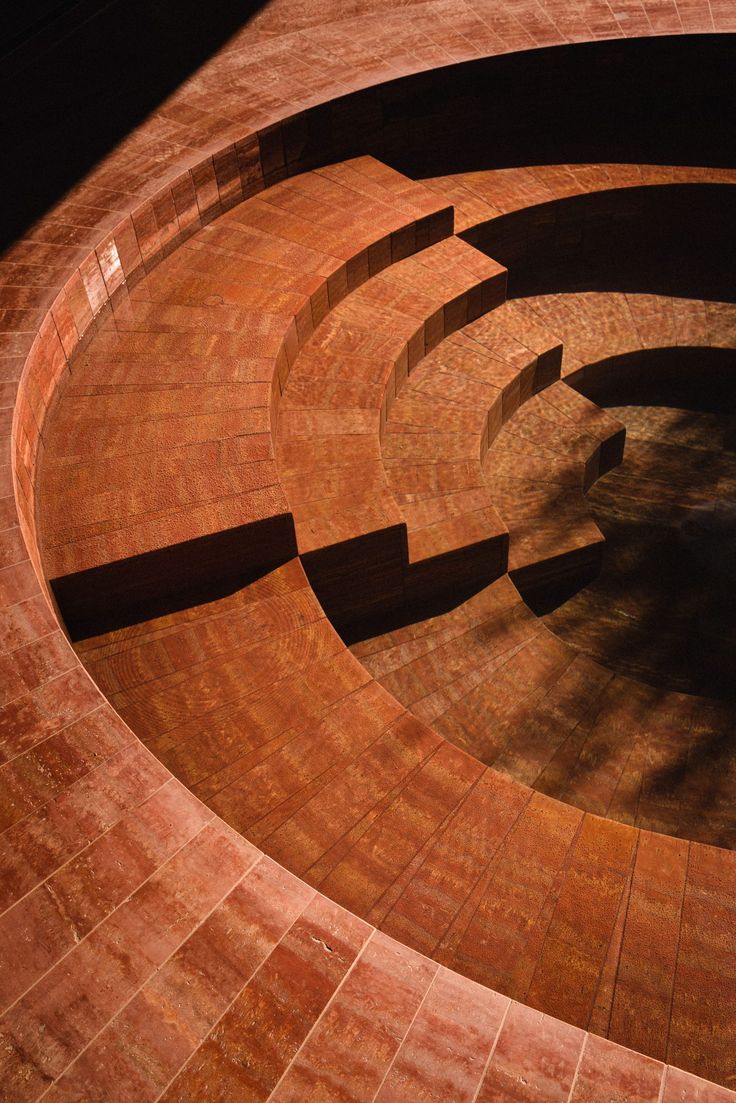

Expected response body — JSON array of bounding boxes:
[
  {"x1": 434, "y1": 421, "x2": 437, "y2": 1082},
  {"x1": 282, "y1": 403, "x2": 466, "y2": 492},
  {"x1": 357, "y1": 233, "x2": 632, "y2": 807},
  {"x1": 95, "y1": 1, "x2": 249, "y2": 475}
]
[
  {"x1": 463, "y1": 184, "x2": 736, "y2": 303},
  {"x1": 2, "y1": 19, "x2": 736, "y2": 251},
  {"x1": 0, "y1": 0, "x2": 266, "y2": 250}
]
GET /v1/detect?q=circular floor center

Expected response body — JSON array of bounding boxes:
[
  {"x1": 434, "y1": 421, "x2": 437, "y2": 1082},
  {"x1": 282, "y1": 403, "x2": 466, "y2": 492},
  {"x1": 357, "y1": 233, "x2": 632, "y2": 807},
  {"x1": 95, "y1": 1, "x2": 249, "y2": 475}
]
[{"x1": 543, "y1": 403, "x2": 736, "y2": 699}]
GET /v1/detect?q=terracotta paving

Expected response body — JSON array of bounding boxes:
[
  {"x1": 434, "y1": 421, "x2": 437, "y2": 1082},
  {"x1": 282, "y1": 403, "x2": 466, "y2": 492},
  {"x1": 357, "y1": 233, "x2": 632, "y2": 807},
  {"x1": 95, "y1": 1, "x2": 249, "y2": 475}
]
[
  {"x1": 38, "y1": 157, "x2": 452, "y2": 628},
  {"x1": 544, "y1": 402, "x2": 736, "y2": 700},
  {"x1": 274, "y1": 230, "x2": 508, "y2": 620},
  {"x1": 4, "y1": 3, "x2": 736, "y2": 1100},
  {"x1": 483, "y1": 379, "x2": 625, "y2": 596},
  {"x1": 66, "y1": 554, "x2": 736, "y2": 1088},
  {"x1": 354, "y1": 571, "x2": 736, "y2": 846}
]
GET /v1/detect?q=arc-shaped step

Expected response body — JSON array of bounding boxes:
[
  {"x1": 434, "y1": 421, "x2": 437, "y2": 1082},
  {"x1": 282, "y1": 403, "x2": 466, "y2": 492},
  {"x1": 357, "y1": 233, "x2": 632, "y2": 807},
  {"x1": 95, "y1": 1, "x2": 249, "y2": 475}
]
[
  {"x1": 422, "y1": 164, "x2": 736, "y2": 394},
  {"x1": 485, "y1": 378, "x2": 625, "y2": 601},
  {"x1": 38, "y1": 157, "x2": 453, "y2": 635},
  {"x1": 381, "y1": 299, "x2": 561, "y2": 599},
  {"x1": 352, "y1": 571, "x2": 736, "y2": 844},
  {"x1": 423, "y1": 162, "x2": 736, "y2": 234},
  {"x1": 380, "y1": 293, "x2": 624, "y2": 607},
  {"x1": 505, "y1": 290, "x2": 736, "y2": 382},
  {"x1": 23, "y1": 151, "x2": 736, "y2": 1100},
  {"x1": 65, "y1": 559, "x2": 736, "y2": 1086},
  {"x1": 275, "y1": 234, "x2": 508, "y2": 624}
]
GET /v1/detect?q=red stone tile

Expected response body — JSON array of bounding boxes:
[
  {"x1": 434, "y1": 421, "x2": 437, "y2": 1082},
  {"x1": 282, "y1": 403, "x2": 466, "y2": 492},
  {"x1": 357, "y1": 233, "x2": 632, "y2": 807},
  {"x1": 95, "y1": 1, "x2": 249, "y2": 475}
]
[
  {"x1": 0, "y1": 780, "x2": 209, "y2": 1010},
  {"x1": 235, "y1": 133, "x2": 264, "y2": 195},
  {"x1": 570, "y1": 1034, "x2": 664, "y2": 1102},
  {"x1": 608, "y1": 831, "x2": 687, "y2": 1060},
  {"x1": 476, "y1": 1002, "x2": 585, "y2": 1102},
  {"x1": 44, "y1": 846, "x2": 275, "y2": 1103},
  {"x1": 62, "y1": 270, "x2": 94, "y2": 336},
  {"x1": 270, "y1": 932, "x2": 437, "y2": 1102},
  {"x1": 662, "y1": 1066, "x2": 736, "y2": 1102},
  {"x1": 313, "y1": 738, "x2": 481, "y2": 916},
  {"x1": 212, "y1": 145, "x2": 244, "y2": 209},
  {"x1": 0, "y1": 703, "x2": 132, "y2": 834},
  {"x1": 191, "y1": 157, "x2": 221, "y2": 221},
  {"x1": 49, "y1": 292, "x2": 78, "y2": 359},
  {"x1": 161, "y1": 887, "x2": 369, "y2": 1103},
  {"x1": 0, "y1": 741, "x2": 167, "y2": 908},
  {"x1": 112, "y1": 218, "x2": 143, "y2": 279},
  {"x1": 0, "y1": 818, "x2": 252, "y2": 1092},
  {"x1": 131, "y1": 201, "x2": 162, "y2": 264},
  {"x1": 375, "y1": 968, "x2": 508, "y2": 1102},
  {"x1": 78, "y1": 252, "x2": 108, "y2": 316}
]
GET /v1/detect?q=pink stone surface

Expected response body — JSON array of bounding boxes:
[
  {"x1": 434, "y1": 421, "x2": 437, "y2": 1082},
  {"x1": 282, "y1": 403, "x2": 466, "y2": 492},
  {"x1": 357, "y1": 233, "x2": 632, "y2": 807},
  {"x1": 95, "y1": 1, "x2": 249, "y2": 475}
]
[{"x1": 3, "y1": 4, "x2": 736, "y2": 1101}]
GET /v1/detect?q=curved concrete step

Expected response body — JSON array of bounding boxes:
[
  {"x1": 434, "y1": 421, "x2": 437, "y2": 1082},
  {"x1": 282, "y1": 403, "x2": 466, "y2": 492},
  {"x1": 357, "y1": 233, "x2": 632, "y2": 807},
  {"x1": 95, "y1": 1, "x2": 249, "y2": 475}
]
[
  {"x1": 352, "y1": 572, "x2": 736, "y2": 844},
  {"x1": 485, "y1": 378, "x2": 625, "y2": 602},
  {"x1": 59, "y1": 560, "x2": 736, "y2": 1088},
  {"x1": 275, "y1": 234, "x2": 507, "y2": 625},
  {"x1": 38, "y1": 157, "x2": 453, "y2": 636}
]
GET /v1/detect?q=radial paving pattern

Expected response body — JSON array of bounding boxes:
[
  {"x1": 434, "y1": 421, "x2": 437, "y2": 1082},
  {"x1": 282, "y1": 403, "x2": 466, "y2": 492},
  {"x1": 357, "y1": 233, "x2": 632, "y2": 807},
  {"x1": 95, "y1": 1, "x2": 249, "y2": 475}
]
[
  {"x1": 4, "y1": 7, "x2": 736, "y2": 1103},
  {"x1": 544, "y1": 401, "x2": 736, "y2": 698},
  {"x1": 32, "y1": 154, "x2": 736, "y2": 1087}
]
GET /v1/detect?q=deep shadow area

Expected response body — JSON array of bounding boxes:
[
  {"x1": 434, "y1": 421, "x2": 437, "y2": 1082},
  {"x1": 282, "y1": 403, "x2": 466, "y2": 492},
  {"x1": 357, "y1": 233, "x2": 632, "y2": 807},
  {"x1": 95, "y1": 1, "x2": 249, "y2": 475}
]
[
  {"x1": 2, "y1": 0, "x2": 107, "y2": 58},
  {"x1": 539, "y1": 349, "x2": 736, "y2": 699},
  {"x1": 301, "y1": 524, "x2": 508, "y2": 644},
  {"x1": 5, "y1": 32, "x2": 736, "y2": 253},
  {"x1": 338, "y1": 574, "x2": 500, "y2": 648},
  {"x1": 379, "y1": 35, "x2": 736, "y2": 176},
  {"x1": 461, "y1": 185, "x2": 736, "y2": 301},
  {"x1": 53, "y1": 513, "x2": 298, "y2": 641},
  {"x1": 0, "y1": 0, "x2": 268, "y2": 250},
  {"x1": 568, "y1": 346, "x2": 736, "y2": 416}
]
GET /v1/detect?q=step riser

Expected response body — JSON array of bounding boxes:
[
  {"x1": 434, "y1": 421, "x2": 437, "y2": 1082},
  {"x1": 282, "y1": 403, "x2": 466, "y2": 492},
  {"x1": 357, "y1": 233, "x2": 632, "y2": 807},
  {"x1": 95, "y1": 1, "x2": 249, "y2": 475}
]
[
  {"x1": 50, "y1": 513, "x2": 298, "y2": 640},
  {"x1": 510, "y1": 541, "x2": 604, "y2": 611},
  {"x1": 303, "y1": 525, "x2": 509, "y2": 635}
]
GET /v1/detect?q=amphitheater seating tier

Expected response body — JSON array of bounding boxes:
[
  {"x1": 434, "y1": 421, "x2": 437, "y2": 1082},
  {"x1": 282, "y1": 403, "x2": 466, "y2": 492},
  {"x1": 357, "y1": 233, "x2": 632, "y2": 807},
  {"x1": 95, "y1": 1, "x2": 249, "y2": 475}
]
[
  {"x1": 381, "y1": 300, "x2": 559, "y2": 589},
  {"x1": 275, "y1": 233, "x2": 508, "y2": 619},
  {"x1": 62, "y1": 557, "x2": 736, "y2": 1088},
  {"x1": 38, "y1": 158, "x2": 453, "y2": 630},
  {"x1": 25, "y1": 156, "x2": 736, "y2": 1091},
  {"x1": 423, "y1": 163, "x2": 736, "y2": 235},
  {"x1": 484, "y1": 380, "x2": 625, "y2": 597},
  {"x1": 5, "y1": 7, "x2": 736, "y2": 1096}
]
